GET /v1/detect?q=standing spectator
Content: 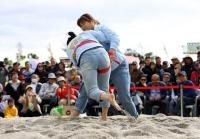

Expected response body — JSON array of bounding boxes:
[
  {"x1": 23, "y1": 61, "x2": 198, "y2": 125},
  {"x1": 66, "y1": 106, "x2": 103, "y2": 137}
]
[
  {"x1": 0, "y1": 61, "x2": 8, "y2": 87},
  {"x1": 176, "y1": 71, "x2": 197, "y2": 117},
  {"x1": 9, "y1": 62, "x2": 20, "y2": 80},
  {"x1": 57, "y1": 62, "x2": 66, "y2": 76},
  {"x1": 197, "y1": 51, "x2": 200, "y2": 63},
  {"x1": 34, "y1": 63, "x2": 48, "y2": 83},
  {"x1": 70, "y1": 75, "x2": 82, "y2": 87},
  {"x1": 3, "y1": 98, "x2": 18, "y2": 118},
  {"x1": 142, "y1": 57, "x2": 153, "y2": 83},
  {"x1": 190, "y1": 61, "x2": 200, "y2": 86},
  {"x1": 169, "y1": 57, "x2": 180, "y2": 83},
  {"x1": 46, "y1": 58, "x2": 59, "y2": 74},
  {"x1": 22, "y1": 61, "x2": 34, "y2": 84},
  {"x1": 155, "y1": 56, "x2": 162, "y2": 72},
  {"x1": 5, "y1": 72, "x2": 25, "y2": 112},
  {"x1": 129, "y1": 61, "x2": 143, "y2": 83},
  {"x1": 39, "y1": 73, "x2": 58, "y2": 113},
  {"x1": 160, "y1": 61, "x2": 170, "y2": 79},
  {"x1": 145, "y1": 74, "x2": 167, "y2": 115},
  {"x1": 182, "y1": 56, "x2": 194, "y2": 79},
  {"x1": 139, "y1": 60, "x2": 145, "y2": 72}
]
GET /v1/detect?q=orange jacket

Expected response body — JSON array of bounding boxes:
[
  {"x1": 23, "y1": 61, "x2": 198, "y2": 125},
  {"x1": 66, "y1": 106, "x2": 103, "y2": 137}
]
[{"x1": 56, "y1": 84, "x2": 77, "y2": 100}]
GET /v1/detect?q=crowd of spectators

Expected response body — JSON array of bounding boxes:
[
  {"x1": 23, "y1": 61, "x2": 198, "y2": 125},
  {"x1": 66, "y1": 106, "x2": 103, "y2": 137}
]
[{"x1": 1, "y1": 51, "x2": 200, "y2": 118}]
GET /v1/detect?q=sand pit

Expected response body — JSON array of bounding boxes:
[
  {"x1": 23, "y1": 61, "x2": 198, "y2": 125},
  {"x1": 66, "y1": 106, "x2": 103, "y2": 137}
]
[{"x1": 0, "y1": 114, "x2": 200, "y2": 139}]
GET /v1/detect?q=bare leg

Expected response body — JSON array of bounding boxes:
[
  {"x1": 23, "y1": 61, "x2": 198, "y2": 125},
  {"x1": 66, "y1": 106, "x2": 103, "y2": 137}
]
[
  {"x1": 100, "y1": 93, "x2": 122, "y2": 111},
  {"x1": 69, "y1": 110, "x2": 81, "y2": 119},
  {"x1": 101, "y1": 107, "x2": 109, "y2": 121}
]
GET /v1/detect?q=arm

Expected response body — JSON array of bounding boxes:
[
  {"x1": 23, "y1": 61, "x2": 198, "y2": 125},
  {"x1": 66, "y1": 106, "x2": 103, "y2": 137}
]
[{"x1": 99, "y1": 25, "x2": 120, "y2": 50}]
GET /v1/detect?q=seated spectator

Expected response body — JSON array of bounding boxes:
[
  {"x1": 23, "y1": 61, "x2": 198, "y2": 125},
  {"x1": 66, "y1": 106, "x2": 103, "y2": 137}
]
[
  {"x1": 190, "y1": 61, "x2": 200, "y2": 86},
  {"x1": 129, "y1": 61, "x2": 143, "y2": 83},
  {"x1": 162, "y1": 72, "x2": 178, "y2": 115},
  {"x1": 39, "y1": 73, "x2": 58, "y2": 113},
  {"x1": 130, "y1": 82, "x2": 143, "y2": 114},
  {"x1": 3, "y1": 98, "x2": 18, "y2": 118},
  {"x1": 22, "y1": 61, "x2": 34, "y2": 84},
  {"x1": 19, "y1": 85, "x2": 42, "y2": 117},
  {"x1": 34, "y1": 63, "x2": 48, "y2": 83},
  {"x1": 5, "y1": 72, "x2": 25, "y2": 112},
  {"x1": 0, "y1": 94, "x2": 7, "y2": 117},
  {"x1": 136, "y1": 74, "x2": 147, "y2": 104},
  {"x1": 29, "y1": 74, "x2": 42, "y2": 95},
  {"x1": 145, "y1": 74, "x2": 167, "y2": 115},
  {"x1": 70, "y1": 75, "x2": 82, "y2": 87},
  {"x1": 66, "y1": 68, "x2": 78, "y2": 83},
  {"x1": 56, "y1": 76, "x2": 77, "y2": 105},
  {"x1": 169, "y1": 57, "x2": 180, "y2": 83},
  {"x1": 176, "y1": 71, "x2": 197, "y2": 117}
]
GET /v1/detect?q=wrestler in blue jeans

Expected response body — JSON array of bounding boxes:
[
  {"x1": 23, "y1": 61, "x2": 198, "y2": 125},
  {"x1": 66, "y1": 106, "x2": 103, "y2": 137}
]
[
  {"x1": 66, "y1": 31, "x2": 121, "y2": 120},
  {"x1": 77, "y1": 13, "x2": 139, "y2": 118}
]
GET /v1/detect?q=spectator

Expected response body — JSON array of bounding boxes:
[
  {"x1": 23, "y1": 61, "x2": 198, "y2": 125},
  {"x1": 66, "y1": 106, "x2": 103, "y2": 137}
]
[
  {"x1": 139, "y1": 60, "x2": 145, "y2": 72},
  {"x1": 155, "y1": 56, "x2": 162, "y2": 71},
  {"x1": 34, "y1": 63, "x2": 48, "y2": 83},
  {"x1": 22, "y1": 61, "x2": 34, "y2": 84},
  {"x1": 9, "y1": 62, "x2": 20, "y2": 79},
  {"x1": 56, "y1": 76, "x2": 77, "y2": 106},
  {"x1": 29, "y1": 74, "x2": 42, "y2": 94},
  {"x1": 160, "y1": 61, "x2": 170, "y2": 79},
  {"x1": 46, "y1": 58, "x2": 59, "y2": 74},
  {"x1": 169, "y1": 57, "x2": 180, "y2": 83},
  {"x1": 145, "y1": 74, "x2": 167, "y2": 115},
  {"x1": 39, "y1": 73, "x2": 58, "y2": 113},
  {"x1": 19, "y1": 85, "x2": 42, "y2": 117},
  {"x1": 190, "y1": 61, "x2": 200, "y2": 86},
  {"x1": 58, "y1": 62, "x2": 66, "y2": 76},
  {"x1": 176, "y1": 71, "x2": 197, "y2": 117},
  {"x1": 66, "y1": 68, "x2": 78, "y2": 83},
  {"x1": 0, "y1": 94, "x2": 6, "y2": 117},
  {"x1": 3, "y1": 98, "x2": 18, "y2": 118},
  {"x1": 5, "y1": 72, "x2": 25, "y2": 112},
  {"x1": 182, "y1": 56, "x2": 194, "y2": 79},
  {"x1": 142, "y1": 57, "x2": 153, "y2": 83},
  {"x1": 197, "y1": 51, "x2": 200, "y2": 63},
  {"x1": 136, "y1": 74, "x2": 147, "y2": 103},
  {"x1": 162, "y1": 72, "x2": 178, "y2": 115},
  {"x1": 0, "y1": 61, "x2": 8, "y2": 87},
  {"x1": 129, "y1": 61, "x2": 143, "y2": 83}
]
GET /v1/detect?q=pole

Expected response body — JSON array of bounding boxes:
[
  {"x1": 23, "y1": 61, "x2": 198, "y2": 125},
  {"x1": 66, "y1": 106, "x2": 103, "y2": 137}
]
[{"x1": 180, "y1": 85, "x2": 183, "y2": 117}]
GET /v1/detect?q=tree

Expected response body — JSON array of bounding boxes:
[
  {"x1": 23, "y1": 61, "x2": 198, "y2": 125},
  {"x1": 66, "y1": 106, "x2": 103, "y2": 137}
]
[
  {"x1": 16, "y1": 42, "x2": 26, "y2": 62},
  {"x1": 27, "y1": 53, "x2": 39, "y2": 59}
]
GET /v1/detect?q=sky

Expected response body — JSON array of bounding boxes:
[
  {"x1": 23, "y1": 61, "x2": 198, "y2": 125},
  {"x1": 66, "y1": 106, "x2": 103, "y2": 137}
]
[{"x1": 0, "y1": 0, "x2": 200, "y2": 62}]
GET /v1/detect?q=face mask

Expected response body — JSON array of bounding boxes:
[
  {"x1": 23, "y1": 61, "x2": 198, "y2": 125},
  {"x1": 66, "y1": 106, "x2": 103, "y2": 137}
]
[{"x1": 31, "y1": 79, "x2": 38, "y2": 83}]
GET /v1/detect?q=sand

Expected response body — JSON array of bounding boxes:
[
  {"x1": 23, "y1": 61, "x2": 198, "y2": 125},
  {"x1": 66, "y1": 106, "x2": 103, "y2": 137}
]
[{"x1": 0, "y1": 114, "x2": 200, "y2": 139}]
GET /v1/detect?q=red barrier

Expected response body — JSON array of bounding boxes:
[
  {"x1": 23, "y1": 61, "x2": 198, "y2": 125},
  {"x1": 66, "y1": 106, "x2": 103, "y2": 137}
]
[{"x1": 69, "y1": 85, "x2": 200, "y2": 90}]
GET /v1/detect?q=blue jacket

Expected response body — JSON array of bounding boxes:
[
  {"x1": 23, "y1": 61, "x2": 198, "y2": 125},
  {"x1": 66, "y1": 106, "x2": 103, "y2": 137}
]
[
  {"x1": 94, "y1": 25, "x2": 126, "y2": 71},
  {"x1": 145, "y1": 81, "x2": 167, "y2": 100},
  {"x1": 178, "y1": 80, "x2": 197, "y2": 99},
  {"x1": 66, "y1": 30, "x2": 107, "y2": 67}
]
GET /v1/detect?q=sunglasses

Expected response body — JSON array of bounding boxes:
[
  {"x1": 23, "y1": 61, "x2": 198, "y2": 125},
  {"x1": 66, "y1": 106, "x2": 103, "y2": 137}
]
[{"x1": 141, "y1": 78, "x2": 147, "y2": 81}]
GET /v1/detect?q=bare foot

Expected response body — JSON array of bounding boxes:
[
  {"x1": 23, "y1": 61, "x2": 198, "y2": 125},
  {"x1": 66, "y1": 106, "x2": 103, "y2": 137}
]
[{"x1": 109, "y1": 94, "x2": 122, "y2": 112}]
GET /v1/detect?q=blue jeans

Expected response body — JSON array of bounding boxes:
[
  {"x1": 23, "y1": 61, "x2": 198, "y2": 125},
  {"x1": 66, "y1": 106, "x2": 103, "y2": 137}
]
[
  {"x1": 111, "y1": 60, "x2": 138, "y2": 118},
  {"x1": 75, "y1": 47, "x2": 111, "y2": 113}
]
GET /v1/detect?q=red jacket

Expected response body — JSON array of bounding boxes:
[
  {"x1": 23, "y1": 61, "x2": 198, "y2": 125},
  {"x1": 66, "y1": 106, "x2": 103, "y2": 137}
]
[{"x1": 56, "y1": 84, "x2": 77, "y2": 101}]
